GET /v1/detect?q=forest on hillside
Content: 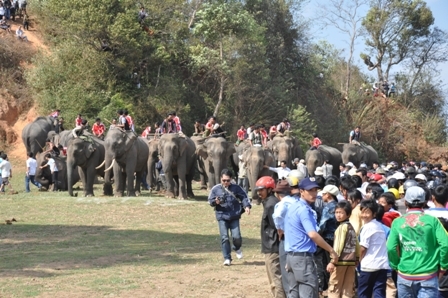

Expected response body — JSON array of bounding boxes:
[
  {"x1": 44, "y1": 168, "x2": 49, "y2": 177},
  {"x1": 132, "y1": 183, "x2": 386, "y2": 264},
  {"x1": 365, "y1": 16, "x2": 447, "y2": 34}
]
[{"x1": 21, "y1": 0, "x2": 448, "y2": 161}]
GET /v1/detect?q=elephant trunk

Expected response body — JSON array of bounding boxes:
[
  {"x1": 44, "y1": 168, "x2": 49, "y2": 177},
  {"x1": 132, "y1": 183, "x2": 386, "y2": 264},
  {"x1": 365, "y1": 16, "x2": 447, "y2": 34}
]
[
  {"x1": 103, "y1": 155, "x2": 114, "y2": 196},
  {"x1": 147, "y1": 156, "x2": 157, "y2": 189},
  {"x1": 211, "y1": 156, "x2": 226, "y2": 186},
  {"x1": 162, "y1": 157, "x2": 175, "y2": 196},
  {"x1": 67, "y1": 159, "x2": 77, "y2": 197}
]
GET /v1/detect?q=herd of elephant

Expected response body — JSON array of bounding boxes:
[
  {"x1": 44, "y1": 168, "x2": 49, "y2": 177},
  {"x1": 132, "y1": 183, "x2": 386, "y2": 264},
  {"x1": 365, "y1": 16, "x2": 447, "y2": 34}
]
[{"x1": 21, "y1": 116, "x2": 378, "y2": 199}]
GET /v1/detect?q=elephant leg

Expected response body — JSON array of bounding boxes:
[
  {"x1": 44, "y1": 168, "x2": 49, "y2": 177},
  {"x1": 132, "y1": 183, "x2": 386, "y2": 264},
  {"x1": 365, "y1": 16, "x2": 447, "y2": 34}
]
[
  {"x1": 164, "y1": 168, "x2": 175, "y2": 198},
  {"x1": 85, "y1": 166, "x2": 95, "y2": 197},
  {"x1": 78, "y1": 167, "x2": 88, "y2": 196},
  {"x1": 186, "y1": 174, "x2": 195, "y2": 198},
  {"x1": 173, "y1": 176, "x2": 180, "y2": 197},
  {"x1": 113, "y1": 165, "x2": 124, "y2": 197},
  {"x1": 126, "y1": 168, "x2": 136, "y2": 197},
  {"x1": 177, "y1": 168, "x2": 187, "y2": 200},
  {"x1": 134, "y1": 171, "x2": 143, "y2": 196}
]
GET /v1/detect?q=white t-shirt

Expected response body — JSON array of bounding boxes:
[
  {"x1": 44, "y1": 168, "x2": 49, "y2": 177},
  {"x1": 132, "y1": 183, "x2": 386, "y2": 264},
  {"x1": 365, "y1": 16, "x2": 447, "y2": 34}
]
[
  {"x1": 26, "y1": 158, "x2": 38, "y2": 175},
  {"x1": 0, "y1": 160, "x2": 11, "y2": 178},
  {"x1": 47, "y1": 158, "x2": 58, "y2": 172},
  {"x1": 359, "y1": 220, "x2": 390, "y2": 271}
]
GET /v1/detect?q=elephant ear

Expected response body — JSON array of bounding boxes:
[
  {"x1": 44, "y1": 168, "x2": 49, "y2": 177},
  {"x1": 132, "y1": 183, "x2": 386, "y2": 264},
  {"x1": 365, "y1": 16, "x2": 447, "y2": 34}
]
[
  {"x1": 225, "y1": 142, "x2": 236, "y2": 158},
  {"x1": 196, "y1": 143, "x2": 208, "y2": 160},
  {"x1": 158, "y1": 139, "x2": 164, "y2": 158},
  {"x1": 178, "y1": 137, "x2": 188, "y2": 158},
  {"x1": 85, "y1": 143, "x2": 95, "y2": 159}
]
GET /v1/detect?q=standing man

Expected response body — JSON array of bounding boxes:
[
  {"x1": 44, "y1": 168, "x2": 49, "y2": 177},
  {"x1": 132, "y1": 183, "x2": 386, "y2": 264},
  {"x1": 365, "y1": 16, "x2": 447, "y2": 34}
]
[
  {"x1": 25, "y1": 152, "x2": 41, "y2": 192},
  {"x1": 0, "y1": 153, "x2": 14, "y2": 193},
  {"x1": 387, "y1": 186, "x2": 448, "y2": 297},
  {"x1": 40, "y1": 153, "x2": 59, "y2": 191},
  {"x1": 284, "y1": 177, "x2": 339, "y2": 298},
  {"x1": 264, "y1": 160, "x2": 291, "y2": 180},
  {"x1": 92, "y1": 118, "x2": 106, "y2": 139},
  {"x1": 208, "y1": 169, "x2": 251, "y2": 266},
  {"x1": 349, "y1": 126, "x2": 361, "y2": 144},
  {"x1": 255, "y1": 177, "x2": 286, "y2": 298}
]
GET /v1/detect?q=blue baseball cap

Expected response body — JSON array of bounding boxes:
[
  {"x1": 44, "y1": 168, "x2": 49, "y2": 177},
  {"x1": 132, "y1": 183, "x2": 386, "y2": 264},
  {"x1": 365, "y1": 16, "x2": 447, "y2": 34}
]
[
  {"x1": 298, "y1": 177, "x2": 319, "y2": 190},
  {"x1": 404, "y1": 186, "x2": 426, "y2": 204}
]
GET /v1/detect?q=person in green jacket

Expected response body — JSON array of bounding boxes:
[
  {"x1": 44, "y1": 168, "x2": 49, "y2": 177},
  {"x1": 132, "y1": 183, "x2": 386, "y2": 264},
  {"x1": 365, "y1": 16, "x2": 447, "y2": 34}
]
[{"x1": 387, "y1": 186, "x2": 448, "y2": 298}]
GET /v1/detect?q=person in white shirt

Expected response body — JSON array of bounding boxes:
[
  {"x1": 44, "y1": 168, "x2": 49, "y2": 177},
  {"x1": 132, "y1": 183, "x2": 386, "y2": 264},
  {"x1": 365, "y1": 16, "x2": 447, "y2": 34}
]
[
  {"x1": 25, "y1": 152, "x2": 41, "y2": 192},
  {"x1": 263, "y1": 161, "x2": 291, "y2": 180},
  {"x1": 16, "y1": 25, "x2": 28, "y2": 41},
  {"x1": 0, "y1": 153, "x2": 14, "y2": 193},
  {"x1": 357, "y1": 199, "x2": 390, "y2": 297},
  {"x1": 40, "y1": 153, "x2": 59, "y2": 191}
]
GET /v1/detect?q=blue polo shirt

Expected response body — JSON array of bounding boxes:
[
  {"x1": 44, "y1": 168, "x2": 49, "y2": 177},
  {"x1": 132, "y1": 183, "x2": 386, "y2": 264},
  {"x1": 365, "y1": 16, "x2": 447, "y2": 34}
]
[{"x1": 284, "y1": 199, "x2": 318, "y2": 253}]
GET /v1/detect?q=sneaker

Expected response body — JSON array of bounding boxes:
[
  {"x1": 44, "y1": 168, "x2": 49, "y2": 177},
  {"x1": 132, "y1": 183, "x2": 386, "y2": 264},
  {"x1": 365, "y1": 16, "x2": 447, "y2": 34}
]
[
  {"x1": 223, "y1": 259, "x2": 231, "y2": 266},
  {"x1": 236, "y1": 249, "x2": 243, "y2": 259}
]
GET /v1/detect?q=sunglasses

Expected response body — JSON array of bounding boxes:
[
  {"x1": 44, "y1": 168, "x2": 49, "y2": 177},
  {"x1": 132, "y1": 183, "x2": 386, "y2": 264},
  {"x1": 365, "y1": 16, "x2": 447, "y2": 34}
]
[{"x1": 222, "y1": 179, "x2": 231, "y2": 182}]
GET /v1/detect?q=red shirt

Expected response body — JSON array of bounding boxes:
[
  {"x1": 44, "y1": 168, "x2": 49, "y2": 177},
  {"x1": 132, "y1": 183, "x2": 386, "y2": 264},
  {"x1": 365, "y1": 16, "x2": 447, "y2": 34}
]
[
  {"x1": 312, "y1": 137, "x2": 322, "y2": 148},
  {"x1": 125, "y1": 115, "x2": 134, "y2": 126},
  {"x1": 237, "y1": 129, "x2": 246, "y2": 140},
  {"x1": 92, "y1": 122, "x2": 105, "y2": 136},
  {"x1": 75, "y1": 117, "x2": 82, "y2": 126},
  {"x1": 205, "y1": 121, "x2": 214, "y2": 130},
  {"x1": 141, "y1": 126, "x2": 151, "y2": 137},
  {"x1": 260, "y1": 129, "x2": 268, "y2": 140}
]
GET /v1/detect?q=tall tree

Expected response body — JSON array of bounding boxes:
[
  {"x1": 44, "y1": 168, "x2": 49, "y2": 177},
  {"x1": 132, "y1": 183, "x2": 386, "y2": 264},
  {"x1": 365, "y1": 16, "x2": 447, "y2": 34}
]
[
  {"x1": 318, "y1": 0, "x2": 368, "y2": 99},
  {"x1": 361, "y1": 0, "x2": 434, "y2": 82}
]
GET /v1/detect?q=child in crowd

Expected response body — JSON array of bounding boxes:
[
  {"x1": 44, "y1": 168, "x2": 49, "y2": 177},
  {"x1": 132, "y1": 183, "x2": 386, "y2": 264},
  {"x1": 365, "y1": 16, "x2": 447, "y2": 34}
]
[
  {"x1": 378, "y1": 192, "x2": 401, "y2": 227},
  {"x1": 326, "y1": 201, "x2": 359, "y2": 298},
  {"x1": 346, "y1": 189, "x2": 363, "y2": 235},
  {"x1": 358, "y1": 199, "x2": 389, "y2": 298}
]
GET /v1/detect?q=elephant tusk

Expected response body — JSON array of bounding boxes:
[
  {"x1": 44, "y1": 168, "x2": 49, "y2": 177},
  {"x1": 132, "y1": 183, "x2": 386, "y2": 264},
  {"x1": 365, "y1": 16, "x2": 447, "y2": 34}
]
[
  {"x1": 95, "y1": 160, "x2": 106, "y2": 169},
  {"x1": 104, "y1": 159, "x2": 115, "y2": 172}
]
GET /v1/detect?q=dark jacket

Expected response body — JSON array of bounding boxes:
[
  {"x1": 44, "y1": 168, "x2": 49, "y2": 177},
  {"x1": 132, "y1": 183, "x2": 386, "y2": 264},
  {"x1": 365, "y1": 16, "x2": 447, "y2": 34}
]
[
  {"x1": 261, "y1": 194, "x2": 280, "y2": 254},
  {"x1": 208, "y1": 183, "x2": 251, "y2": 221}
]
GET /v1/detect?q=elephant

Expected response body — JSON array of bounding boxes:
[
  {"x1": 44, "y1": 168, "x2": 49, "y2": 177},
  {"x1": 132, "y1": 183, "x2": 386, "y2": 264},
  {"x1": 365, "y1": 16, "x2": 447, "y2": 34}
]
[
  {"x1": 35, "y1": 153, "x2": 80, "y2": 191},
  {"x1": 243, "y1": 146, "x2": 275, "y2": 202},
  {"x1": 103, "y1": 128, "x2": 149, "y2": 197},
  {"x1": 194, "y1": 137, "x2": 236, "y2": 189},
  {"x1": 230, "y1": 140, "x2": 251, "y2": 179},
  {"x1": 22, "y1": 116, "x2": 59, "y2": 156},
  {"x1": 305, "y1": 145, "x2": 342, "y2": 177},
  {"x1": 267, "y1": 136, "x2": 303, "y2": 168},
  {"x1": 47, "y1": 130, "x2": 74, "y2": 148},
  {"x1": 146, "y1": 138, "x2": 160, "y2": 190},
  {"x1": 158, "y1": 133, "x2": 196, "y2": 199},
  {"x1": 190, "y1": 136, "x2": 208, "y2": 189},
  {"x1": 66, "y1": 136, "x2": 106, "y2": 197},
  {"x1": 341, "y1": 143, "x2": 378, "y2": 168}
]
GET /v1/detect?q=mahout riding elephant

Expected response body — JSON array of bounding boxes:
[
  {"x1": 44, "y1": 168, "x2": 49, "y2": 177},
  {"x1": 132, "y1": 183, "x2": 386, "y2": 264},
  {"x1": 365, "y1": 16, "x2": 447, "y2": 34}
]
[
  {"x1": 158, "y1": 133, "x2": 196, "y2": 199},
  {"x1": 195, "y1": 136, "x2": 236, "y2": 189},
  {"x1": 35, "y1": 153, "x2": 80, "y2": 191},
  {"x1": 146, "y1": 138, "x2": 160, "y2": 190},
  {"x1": 341, "y1": 143, "x2": 378, "y2": 168},
  {"x1": 191, "y1": 136, "x2": 208, "y2": 189},
  {"x1": 243, "y1": 146, "x2": 275, "y2": 202},
  {"x1": 305, "y1": 145, "x2": 342, "y2": 177},
  {"x1": 22, "y1": 116, "x2": 59, "y2": 156},
  {"x1": 66, "y1": 136, "x2": 106, "y2": 197},
  {"x1": 103, "y1": 129, "x2": 149, "y2": 197},
  {"x1": 267, "y1": 135, "x2": 303, "y2": 168}
]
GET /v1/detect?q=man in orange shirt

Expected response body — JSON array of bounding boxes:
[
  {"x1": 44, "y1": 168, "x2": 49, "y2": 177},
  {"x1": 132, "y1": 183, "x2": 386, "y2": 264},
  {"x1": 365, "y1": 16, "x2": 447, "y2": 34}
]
[{"x1": 92, "y1": 118, "x2": 106, "y2": 139}]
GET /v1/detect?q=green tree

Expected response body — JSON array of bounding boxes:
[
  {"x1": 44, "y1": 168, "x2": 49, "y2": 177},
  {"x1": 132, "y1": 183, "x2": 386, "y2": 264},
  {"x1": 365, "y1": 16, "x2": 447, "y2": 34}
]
[{"x1": 361, "y1": 0, "x2": 434, "y2": 82}]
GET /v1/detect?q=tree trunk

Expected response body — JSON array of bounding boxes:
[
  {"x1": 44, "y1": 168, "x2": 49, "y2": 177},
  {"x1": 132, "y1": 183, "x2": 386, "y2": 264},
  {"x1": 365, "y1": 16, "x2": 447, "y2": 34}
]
[{"x1": 213, "y1": 40, "x2": 224, "y2": 117}]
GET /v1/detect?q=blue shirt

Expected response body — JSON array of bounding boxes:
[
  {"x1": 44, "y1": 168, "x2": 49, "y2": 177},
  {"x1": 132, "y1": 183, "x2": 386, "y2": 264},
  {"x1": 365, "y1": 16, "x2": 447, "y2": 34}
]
[
  {"x1": 273, "y1": 195, "x2": 299, "y2": 231},
  {"x1": 284, "y1": 199, "x2": 318, "y2": 253},
  {"x1": 318, "y1": 200, "x2": 337, "y2": 240},
  {"x1": 208, "y1": 183, "x2": 251, "y2": 221}
]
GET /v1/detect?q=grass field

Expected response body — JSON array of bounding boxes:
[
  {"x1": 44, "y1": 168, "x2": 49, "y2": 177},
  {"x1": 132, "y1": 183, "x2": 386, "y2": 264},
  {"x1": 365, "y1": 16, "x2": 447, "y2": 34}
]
[{"x1": 0, "y1": 161, "x2": 269, "y2": 298}]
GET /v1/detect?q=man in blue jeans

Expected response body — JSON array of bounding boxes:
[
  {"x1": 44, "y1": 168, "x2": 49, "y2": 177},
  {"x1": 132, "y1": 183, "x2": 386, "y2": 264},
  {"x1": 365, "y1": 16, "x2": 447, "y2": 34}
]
[
  {"x1": 25, "y1": 152, "x2": 41, "y2": 192},
  {"x1": 208, "y1": 169, "x2": 251, "y2": 266},
  {"x1": 284, "y1": 178, "x2": 339, "y2": 298}
]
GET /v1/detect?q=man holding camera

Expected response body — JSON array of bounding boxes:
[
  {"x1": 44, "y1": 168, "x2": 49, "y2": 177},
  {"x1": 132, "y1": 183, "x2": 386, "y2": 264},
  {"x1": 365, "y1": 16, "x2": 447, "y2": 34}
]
[{"x1": 208, "y1": 169, "x2": 251, "y2": 266}]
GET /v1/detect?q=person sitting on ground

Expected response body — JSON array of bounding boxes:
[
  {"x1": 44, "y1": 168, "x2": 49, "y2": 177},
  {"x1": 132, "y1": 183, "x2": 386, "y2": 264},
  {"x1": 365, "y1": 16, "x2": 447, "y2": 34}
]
[
  {"x1": 310, "y1": 133, "x2": 322, "y2": 150},
  {"x1": 92, "y1": 118, "x2": 106, "y2": 139},
  {"x1": 0, "y1": 16, "x2": 11, "y2": 33},
  {"x1": 15, "y1": 25, "x2": 28, "y2": 41}
]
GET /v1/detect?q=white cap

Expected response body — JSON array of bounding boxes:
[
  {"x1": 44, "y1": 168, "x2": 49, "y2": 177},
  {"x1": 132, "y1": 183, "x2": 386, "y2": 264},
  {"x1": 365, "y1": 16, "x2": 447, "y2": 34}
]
[
  {"x1": 415, "y1": 174, "x2": 427, "y2": 181},
  {"x1": 346, "y1": 162, "x2": 354, "y2": 167},
  {"x1": 391, "y1": 172, "x2": 406, "y2": 180}
]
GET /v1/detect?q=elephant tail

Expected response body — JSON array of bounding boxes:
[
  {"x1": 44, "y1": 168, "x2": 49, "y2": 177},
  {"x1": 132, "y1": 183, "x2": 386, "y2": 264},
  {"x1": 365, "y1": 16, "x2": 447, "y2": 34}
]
[
  {"x1": 105, "y1": 159, "x2": 115, "y2": 172},
  {"x1": 96, "y1": 160, "x2": 106, "y2": 169}
]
